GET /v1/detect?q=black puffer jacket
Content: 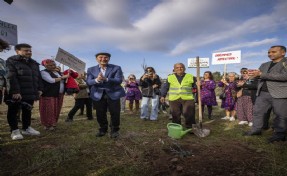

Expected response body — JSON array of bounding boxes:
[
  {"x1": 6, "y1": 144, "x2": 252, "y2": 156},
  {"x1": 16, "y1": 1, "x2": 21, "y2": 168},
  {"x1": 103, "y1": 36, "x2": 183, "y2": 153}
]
[{"x1": 6, "y1": 55, "x2": 43, "y2": 101}]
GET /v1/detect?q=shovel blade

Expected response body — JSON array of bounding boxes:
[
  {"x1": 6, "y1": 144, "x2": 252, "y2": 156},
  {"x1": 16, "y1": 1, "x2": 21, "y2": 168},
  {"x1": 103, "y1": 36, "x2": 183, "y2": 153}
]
[{"x1": 192, "y1": 124, "x2": 210, "y2": 137}]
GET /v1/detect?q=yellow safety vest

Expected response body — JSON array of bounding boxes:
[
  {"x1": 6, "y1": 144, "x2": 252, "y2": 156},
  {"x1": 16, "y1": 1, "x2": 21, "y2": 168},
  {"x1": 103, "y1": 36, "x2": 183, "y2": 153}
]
[{"x1": 168, "y1": 73, "x2": 194, "y2": 101}]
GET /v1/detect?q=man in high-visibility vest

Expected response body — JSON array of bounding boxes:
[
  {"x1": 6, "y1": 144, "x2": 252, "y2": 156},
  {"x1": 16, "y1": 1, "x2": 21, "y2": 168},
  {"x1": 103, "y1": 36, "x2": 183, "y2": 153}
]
[{"x1": 160, "y1": 63, "x2": 196, "y2": 129}]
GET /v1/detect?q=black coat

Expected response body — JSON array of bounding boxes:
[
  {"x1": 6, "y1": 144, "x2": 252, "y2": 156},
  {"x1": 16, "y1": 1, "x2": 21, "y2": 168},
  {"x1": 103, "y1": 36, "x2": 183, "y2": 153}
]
[
  {"x1": 139, "y1": 75, "x2": 161, "y2": 97},
  {"x1": 241, "y1": 78, "x2": 259, "y2": 104},
  {"x1": 6, "y1": 55, "x2": 43, "y2": 101}
]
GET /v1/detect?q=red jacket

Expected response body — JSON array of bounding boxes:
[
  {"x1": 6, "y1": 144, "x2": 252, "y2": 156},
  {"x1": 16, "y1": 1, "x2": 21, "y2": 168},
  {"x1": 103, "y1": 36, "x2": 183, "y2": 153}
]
[{"x1": 63, "y1": 69, "x2": 79, "y2": 90}]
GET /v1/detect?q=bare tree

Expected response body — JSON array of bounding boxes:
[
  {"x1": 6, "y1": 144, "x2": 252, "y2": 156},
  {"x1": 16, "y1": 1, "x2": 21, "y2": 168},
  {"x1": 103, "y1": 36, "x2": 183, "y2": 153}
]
[{"x1": 141, "y1": 58, "x2": 147, "y2": 72}]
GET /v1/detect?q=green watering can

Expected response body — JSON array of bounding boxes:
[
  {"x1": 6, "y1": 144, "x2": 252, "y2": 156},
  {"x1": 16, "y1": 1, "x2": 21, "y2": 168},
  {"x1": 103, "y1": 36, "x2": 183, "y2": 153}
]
[{"x1": 167, "y1": 123, "x2": 192, "y2": 139}]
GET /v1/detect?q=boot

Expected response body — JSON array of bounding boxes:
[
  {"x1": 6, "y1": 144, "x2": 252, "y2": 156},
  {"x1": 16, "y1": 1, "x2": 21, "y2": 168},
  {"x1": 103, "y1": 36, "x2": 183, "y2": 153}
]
[
  {"x1": 135, "y1": 101, "x2": 140, "y2": 114},
  {"x1": 208, "y1": 114, "x2": 213, "y2": 120},
  {"x1": 129, "y1": 103, "x2": 133, "y2": 114}
]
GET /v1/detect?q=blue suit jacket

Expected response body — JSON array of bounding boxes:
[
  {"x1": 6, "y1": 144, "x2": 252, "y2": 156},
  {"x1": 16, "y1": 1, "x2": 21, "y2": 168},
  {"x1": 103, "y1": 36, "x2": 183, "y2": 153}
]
[{"x1": 87, "y1": 64, "x2": 126, "y2": 101}]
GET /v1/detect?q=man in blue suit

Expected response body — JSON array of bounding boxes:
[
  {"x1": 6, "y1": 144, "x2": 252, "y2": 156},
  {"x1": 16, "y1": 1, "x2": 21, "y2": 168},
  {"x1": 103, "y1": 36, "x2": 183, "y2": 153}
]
[{"x1": 87, "y1": 52, "x2": 125, "y2": 138}]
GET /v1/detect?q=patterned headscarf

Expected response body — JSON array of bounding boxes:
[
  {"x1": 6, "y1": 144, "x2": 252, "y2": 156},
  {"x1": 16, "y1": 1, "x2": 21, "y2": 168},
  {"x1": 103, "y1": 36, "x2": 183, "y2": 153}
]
[{"x1": 41, "y1": 59, "x2": 55, "y2": 67}]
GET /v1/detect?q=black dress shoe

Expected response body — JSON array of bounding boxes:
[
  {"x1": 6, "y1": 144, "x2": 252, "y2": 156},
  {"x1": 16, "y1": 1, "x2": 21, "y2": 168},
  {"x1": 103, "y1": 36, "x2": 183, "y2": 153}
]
[
  {"x1": 243, "y1": 130, "x2": 262, "y2": 136},
  {"x1": 65, "y1": 118, "x2": 73, "y2": 122},
  {"x1": 267, "y1": 134, "x2": 286, "y2": 143},
  {"x1": 96, "y1": 131, "x2": 106, "y2": 137},
  {"x1": 110, "y1": 131, "x2": 119, "y2": 138}
]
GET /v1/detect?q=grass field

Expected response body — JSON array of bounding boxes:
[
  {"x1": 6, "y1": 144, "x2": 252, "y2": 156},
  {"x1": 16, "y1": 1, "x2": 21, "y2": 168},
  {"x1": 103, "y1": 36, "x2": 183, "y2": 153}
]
[{"x1": 0, "y1": 95, "x2": 287, "y2": 176}]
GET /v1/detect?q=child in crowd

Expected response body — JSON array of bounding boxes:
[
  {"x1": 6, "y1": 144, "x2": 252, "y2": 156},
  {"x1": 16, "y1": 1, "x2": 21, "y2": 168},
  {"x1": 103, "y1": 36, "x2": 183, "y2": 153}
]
[{"x1": 63, "y1": 69, "x2": 79, "y2": 96}]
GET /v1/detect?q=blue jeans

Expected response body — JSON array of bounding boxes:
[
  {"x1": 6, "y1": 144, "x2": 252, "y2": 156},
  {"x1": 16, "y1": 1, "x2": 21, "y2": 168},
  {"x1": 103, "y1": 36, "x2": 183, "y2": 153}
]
[{"x1": 140, "y1": 95, "x2": 159, "y2": 120}]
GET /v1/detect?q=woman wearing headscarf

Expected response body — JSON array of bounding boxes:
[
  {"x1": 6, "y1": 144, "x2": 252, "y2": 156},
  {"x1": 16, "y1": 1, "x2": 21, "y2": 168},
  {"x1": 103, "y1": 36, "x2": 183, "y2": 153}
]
[{"x1": 40, "y1": 59, "x2": 68, "y2": 130}]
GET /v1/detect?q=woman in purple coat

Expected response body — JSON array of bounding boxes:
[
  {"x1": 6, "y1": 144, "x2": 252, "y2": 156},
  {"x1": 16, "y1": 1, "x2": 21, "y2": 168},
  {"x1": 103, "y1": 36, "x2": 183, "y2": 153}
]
[
  {"x1": 218, "y1": 72, "x2": 238, "y2": 121},
  {"x1": 125, "y1": 74, "x2": 142, "y2": 114},
  {"x1": 198, "y1": 71, "x2": 218, "y2": 119}
]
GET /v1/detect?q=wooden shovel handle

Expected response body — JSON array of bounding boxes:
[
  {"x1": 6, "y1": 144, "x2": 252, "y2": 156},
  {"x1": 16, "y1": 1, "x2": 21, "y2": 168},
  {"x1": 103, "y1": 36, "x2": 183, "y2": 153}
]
[{"x1": 196, "y1": 57, "x2": 203, "y2": 123}]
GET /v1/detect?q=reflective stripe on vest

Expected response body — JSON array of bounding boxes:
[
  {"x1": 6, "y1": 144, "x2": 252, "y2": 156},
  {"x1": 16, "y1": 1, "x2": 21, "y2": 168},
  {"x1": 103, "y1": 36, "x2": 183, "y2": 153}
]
[{"x1": 168, "y1": 74, "x2": 194, "y2": 101}]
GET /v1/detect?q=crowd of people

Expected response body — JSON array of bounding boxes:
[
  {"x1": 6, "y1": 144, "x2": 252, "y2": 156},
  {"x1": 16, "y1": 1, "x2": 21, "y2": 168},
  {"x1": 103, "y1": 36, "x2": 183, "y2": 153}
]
[{"x1": 0, "y1": 38, "x2": 286, "y2": 143}]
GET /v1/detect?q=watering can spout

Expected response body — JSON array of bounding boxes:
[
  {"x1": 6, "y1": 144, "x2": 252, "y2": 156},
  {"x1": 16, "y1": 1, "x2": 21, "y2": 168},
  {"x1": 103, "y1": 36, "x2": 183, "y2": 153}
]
[{"x1": 181, "y1": 128, "x2": 192, "y2": 136}]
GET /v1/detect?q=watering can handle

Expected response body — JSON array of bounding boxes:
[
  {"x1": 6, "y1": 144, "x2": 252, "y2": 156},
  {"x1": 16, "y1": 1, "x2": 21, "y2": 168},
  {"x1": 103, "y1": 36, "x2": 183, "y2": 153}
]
[{"x1": 167, "y1": 123, "x2": 181, "y2": 128}]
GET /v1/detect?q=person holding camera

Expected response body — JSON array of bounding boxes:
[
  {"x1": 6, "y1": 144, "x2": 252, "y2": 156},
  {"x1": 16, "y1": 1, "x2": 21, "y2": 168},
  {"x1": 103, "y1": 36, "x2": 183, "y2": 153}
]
[
  {"x1": 5, "y1": 43, "x2": 43, "y2": 140},
  {"x1": 139, "y1": 67, "x2": 161, "y2": 121}
]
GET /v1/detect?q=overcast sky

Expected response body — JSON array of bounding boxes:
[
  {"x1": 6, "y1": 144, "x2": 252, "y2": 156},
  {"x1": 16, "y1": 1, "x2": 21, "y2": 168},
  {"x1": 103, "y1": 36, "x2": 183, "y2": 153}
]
[{"x1": 0, "y1": 0, "x2": 286, "y2": 78}]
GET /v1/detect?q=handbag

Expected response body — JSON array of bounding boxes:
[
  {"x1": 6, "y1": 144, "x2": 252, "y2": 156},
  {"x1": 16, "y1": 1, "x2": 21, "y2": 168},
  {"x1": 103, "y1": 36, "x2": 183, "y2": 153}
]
[
  {"x1": 153, "y1": 88, "x2": 161, "y2": 95},
  {"x1": 219, "y1": 92, "x2": 226, "y2": 99}
]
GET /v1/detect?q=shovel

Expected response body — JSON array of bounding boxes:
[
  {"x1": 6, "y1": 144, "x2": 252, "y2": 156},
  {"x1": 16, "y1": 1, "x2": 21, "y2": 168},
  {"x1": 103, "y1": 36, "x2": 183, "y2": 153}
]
[{"x1": 192, "y1": 56, "x2": 211, "y2": 137}]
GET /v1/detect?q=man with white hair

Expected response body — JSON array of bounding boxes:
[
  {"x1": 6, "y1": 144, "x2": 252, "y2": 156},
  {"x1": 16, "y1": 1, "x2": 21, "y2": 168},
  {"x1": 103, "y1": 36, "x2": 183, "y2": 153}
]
[{"x1": 160, "y1": 63, "x2": 196, "y2": 129}]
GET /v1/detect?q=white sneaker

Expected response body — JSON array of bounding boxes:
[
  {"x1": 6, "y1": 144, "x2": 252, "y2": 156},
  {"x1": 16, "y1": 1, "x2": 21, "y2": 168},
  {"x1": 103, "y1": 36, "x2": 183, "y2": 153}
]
[
  {"x1": 238, "y1": 121, "x2": 248, "y2": 125},
  {"x1": 229, "y1": 117, "x2": 235, "y2": 121},
  {"x1": 248, "y1": 122, "x2": 253, "y2": 127},
  {"x1": 22, "y1": 127, "x2": 40, "y2": 136},
  {"x1": 162, "y1": 110, "x2": 167, "y2": 114},
  {"x1": 221, "y1": 116, "x2": 230, "y2": 120},
  {"x1": 11, "y1": 129, "x2": 24, "y2": 140}
]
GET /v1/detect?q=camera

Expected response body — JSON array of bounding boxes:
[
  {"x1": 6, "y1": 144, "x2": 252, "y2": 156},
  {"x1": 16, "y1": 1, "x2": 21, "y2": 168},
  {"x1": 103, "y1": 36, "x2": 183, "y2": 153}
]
[
  {"x1": 5, "y1": 100, "x2": 33, "y2": 111},
  {"x1": 145, "y1": 71, "x2": 152, "y2": 76}
]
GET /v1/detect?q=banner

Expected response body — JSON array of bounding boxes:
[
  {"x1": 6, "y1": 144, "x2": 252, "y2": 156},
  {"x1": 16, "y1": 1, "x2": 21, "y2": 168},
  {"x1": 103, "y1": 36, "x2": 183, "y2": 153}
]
[
  {"x1": 0, "y1": 19, "x2": 18, "y2": 45},
  {"x1": 188, "y1": 58, "x2": 209, "y2": 68},
  {"x1": 212, "y1": 50, "x2": 241, "y2": 65},
  {"x1": 55, "y1": 48, "x2": 86, "y2": 73}
]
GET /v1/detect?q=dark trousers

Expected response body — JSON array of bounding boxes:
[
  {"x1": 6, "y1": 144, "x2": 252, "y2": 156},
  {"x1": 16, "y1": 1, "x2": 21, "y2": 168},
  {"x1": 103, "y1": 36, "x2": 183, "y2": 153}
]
[
  {"x1": 253, "y1": 91, "x2": 287, "y2": 133},
  {"x1": 68, "y1": 98, "x2": 93, "y2": 119},
  {"x1": 202, "y1": 105, "x2": 212, "y2": 118},
  {"x1": 169, "y1": 99, "x2": 195, "y2": 128},
  {"x1": 7, "y1": 100, "x2": 34, "y2": 131},
  {"x1": 263, "y1": 107, "x2": 272, "y2": 129},
  {"x1": 93, "y1": 96, "x2": 121, "y2": 133}
]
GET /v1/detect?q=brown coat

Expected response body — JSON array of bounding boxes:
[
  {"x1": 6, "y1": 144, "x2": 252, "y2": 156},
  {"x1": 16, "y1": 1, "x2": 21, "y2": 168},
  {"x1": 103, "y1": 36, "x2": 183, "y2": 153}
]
[{"x1": 75, "y1": 78, "x2": 89, "y2": 99}]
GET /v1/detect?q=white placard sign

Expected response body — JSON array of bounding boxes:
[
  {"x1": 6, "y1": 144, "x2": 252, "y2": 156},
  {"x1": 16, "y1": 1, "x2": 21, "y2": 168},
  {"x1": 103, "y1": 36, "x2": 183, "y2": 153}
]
[
  {"x1": 188, "y1": 58, "x2": 209, "y2": 68},
  {"x1": 55, "y1": 48, "x2": 86, "y2": 73},
  {"x1": 0, "y1": 19, "x2": 18, "y2": 45},
  {"x1": 212, "y1": 50, "x2": 241, "y2": 65}
]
